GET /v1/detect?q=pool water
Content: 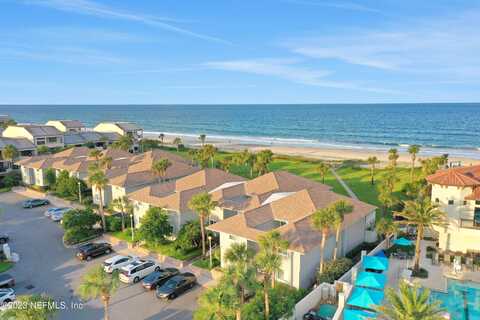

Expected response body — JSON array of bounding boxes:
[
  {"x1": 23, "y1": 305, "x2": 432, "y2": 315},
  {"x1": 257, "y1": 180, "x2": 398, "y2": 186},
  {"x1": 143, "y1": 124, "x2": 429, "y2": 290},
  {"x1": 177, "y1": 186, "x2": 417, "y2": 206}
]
[
  {"x1": 316, "y1": 304, "x2": 337, "y2": 319},
  {"x1": 430, "y1": 279, "x2": 480, "y2": 320}
]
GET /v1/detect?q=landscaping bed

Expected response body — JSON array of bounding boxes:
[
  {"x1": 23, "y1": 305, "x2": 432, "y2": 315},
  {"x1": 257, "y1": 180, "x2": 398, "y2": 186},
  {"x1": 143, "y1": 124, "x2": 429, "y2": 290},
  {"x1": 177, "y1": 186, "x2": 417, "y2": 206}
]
[{"x1": 0, "y1": 261, "x2": 13, "y2": 273}]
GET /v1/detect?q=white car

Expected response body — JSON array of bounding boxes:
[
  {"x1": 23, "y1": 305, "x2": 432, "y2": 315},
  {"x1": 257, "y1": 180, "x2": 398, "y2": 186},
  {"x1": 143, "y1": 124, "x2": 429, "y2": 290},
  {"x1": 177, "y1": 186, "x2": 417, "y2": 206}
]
[
  {"x1": 50, "y1": 207, "x2": 74, "y2": 222},
  {"x1": 103, "y1": 255, "x2": 138, "y2": 274},
  {"x1": 0, "y1": 288, "x2": 15, "y2": 306},
  {"x1": 119, "y1": 259, "x2": 160, "y2": 284},
  {"x1": 44, "y1": 207, "x2": 63, "y2": 217}
]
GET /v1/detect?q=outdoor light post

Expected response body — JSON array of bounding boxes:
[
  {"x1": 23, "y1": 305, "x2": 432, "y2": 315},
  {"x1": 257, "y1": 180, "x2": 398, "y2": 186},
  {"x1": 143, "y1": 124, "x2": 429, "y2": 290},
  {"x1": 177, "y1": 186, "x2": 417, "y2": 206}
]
[
  {"x1": 77, "y1": 181, "x2": 82, "y2": 204},
  {"x1": 208, "y1": 235, "x2": 212, "y2": 268}
]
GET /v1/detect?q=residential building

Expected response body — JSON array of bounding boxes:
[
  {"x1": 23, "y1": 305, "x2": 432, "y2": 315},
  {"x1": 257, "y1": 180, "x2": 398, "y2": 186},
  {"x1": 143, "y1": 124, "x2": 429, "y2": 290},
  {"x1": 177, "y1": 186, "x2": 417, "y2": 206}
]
[
  {"x1": 129, "y1": 168, "x2": 246, "y2": 233},
  {"x1": 94, "y1": 122, "x2": 143, "y2": 152},
  {"x1": 208, "y1": 171, "x2": 376, "y2": 289},
  {"x1": 46, "y1": 120, "x2": 85, "y2": 133},
  {"x1": 427, "y1": 165, "x2": 480, "y2": 253},
  {"x1": 0, "y1": 137, "x2": 36, "y2": 175},
  {"x1": 95, "y1": 149, "x2": 198, "y2": 207},
  {"x1": 63, "y1": 131, "x2": 120, "y2": 147},
  {"x1": 2, "y1": 124, "x2": 64, "y2": 149}
]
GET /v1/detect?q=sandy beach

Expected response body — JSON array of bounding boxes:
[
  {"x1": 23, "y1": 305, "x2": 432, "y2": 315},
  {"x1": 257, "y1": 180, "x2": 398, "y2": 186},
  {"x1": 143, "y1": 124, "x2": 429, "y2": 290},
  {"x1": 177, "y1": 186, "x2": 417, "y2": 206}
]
[{"x1": 144, "y1": 132, "x2": 480, "y2": 166}]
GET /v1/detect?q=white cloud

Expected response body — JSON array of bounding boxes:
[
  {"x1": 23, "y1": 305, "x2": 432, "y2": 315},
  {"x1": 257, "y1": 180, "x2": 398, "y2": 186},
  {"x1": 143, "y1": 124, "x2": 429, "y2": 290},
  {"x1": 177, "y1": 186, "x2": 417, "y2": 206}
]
[
  {"x1": 285, "y1": 10, "x2": 480, "y2": 81},
  {"x1": 283, "y1": 0, "x2": 380, "y2": 13},
  {"x1": 203, "y1": 58, "x2": 397, "y2": 93},
  {"x1": 22, "y1": 0, "x2": 231, "y2": 45}
]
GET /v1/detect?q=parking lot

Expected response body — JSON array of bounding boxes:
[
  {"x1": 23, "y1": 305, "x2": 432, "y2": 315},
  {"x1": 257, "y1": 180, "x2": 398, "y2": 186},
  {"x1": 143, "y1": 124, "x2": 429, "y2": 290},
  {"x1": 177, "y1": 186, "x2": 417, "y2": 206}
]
[{"x1": 0, "y1": 191, "x2": 201, "y2": 320}]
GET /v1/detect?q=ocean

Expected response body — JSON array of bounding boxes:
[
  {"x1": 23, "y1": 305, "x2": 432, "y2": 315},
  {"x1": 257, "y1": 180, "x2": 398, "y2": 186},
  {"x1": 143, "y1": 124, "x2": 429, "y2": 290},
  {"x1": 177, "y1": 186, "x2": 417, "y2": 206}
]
[{"x1": 1, "y1": 103, "x2": 480, "y2": 158}]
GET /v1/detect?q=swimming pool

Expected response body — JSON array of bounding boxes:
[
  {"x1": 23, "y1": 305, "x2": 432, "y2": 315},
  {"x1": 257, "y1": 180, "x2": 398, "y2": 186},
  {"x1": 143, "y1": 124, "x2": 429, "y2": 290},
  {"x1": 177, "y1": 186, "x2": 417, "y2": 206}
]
[{"x1": 430, "y1": 279, "x2": 480, "y2": 320}]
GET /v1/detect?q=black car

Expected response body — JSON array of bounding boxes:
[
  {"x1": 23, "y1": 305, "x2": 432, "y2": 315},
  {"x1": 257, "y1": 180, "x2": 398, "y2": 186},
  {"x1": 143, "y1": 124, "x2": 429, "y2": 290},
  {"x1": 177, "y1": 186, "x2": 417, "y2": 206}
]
[
  {"x1": 0, "y1": 274, "x2": 15, "y2": 288},
  {"x1": 76, "y1": 242, "x2": 112, "y2": 261},
  {"x1": 0, "y1": 234, "x2": 8, "y2": 244},
  {"x1": 22, "y1": 199, "x2": 50, "y2": 208},
  {"x1": 142, "y1": 268, "x2": 179, "y2": 290},
  {"x1": 155, "y1": 272, "x2": 197, "y2": 300},
  {"x1": 303, "y1": 310, "x2": 328, "y2": 320}
]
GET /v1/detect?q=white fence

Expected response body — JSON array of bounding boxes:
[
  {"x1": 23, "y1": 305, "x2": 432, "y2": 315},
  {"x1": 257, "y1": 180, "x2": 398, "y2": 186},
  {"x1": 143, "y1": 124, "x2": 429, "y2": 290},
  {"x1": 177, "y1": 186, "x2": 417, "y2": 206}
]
[{"x1": 292, "y1": 282, "x2": 337, "y2": 320}]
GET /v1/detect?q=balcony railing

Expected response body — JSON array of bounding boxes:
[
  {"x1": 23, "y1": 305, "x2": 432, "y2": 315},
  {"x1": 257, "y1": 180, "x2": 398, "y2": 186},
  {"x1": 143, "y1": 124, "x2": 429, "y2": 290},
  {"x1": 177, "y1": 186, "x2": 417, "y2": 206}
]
[{"x1": 460, "y1": 219, "x2": 480, "y2": 230}]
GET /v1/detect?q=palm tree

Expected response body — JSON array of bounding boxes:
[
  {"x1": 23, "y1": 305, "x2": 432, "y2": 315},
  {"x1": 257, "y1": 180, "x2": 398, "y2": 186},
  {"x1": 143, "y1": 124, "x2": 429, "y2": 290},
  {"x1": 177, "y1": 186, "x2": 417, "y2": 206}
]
[
  {"x1": 112, "y1": 135, "x2": 133, "y2": 152},
  {"x1": 100, "y1": 156, "x2": 113, "y2": 172},
  {"x1": 0, "y1": 294, "x2": 57, "y2": 320},
  {"x1": 375, "y1": 216, "x2": 398, "y2": 247},
  {"x1": 151, "y1": 158, "x2": 172, "y2": 182},
  {"x1": 194, "y1": 281, "x2": 237, "y2": 320},
  {"x1": 388, "y1": 148, "x2": 399, "y2": 170},
  {"x1": 0, "y1": 118, "x2": 16, "y2": 130},
  {"x1": 172, "y1": 137, "x2": 182, "y2": 151},
  {"x1": 77, "y1": 266, "x2": 119, "y2": 320},
  {"x1": 158, "y1": 133, "x2": 165, "y2": 147},
  {"x1": 224, "y1": 243, "x2": 256, "y2": 320},
  {"x1": 332, "y1": 200, "x2": 353, "y2": 260},
  {"x1": 311, "y1": 207, "x2": 336, "y2": 273},
  {"x1": 253, "y1": 150, "x2": 273, "y2": 176},
  {"x1": 317, "y1": 162, "x2": 330, "y2": 184},
  {"x1": 88, "y1": 168, "x2": 109, "y2": 231},
  {"x1": 219, "y1": 156, "x2": 233, "y2": 173},
  {"x1": 256, "y1": 231, "x2": 289, "y2": 320},
  {"x1": 89, "y1": 149, "x2": 102, "y2": 162},
  {"x1": 376, "y1": 281, "x2": 445, "y2": 320},
  {"x1": 202, "y1": 144, "x2": 217, "y2": 168},
  {"x1": 408, "y1": 145, "x2": 420, "y2": 183},
  {"x1": 366, "y1": 156, "x2": 379, "y2": 185},
  {"x1": 234, "y1": 149, "x2": 255, "y2": 177},
  {"x1": 199, "y1": 134, "x2": 207, "y2": 146},
  {"x1": 187, "y1": 149, "x2": 198, "y2": 165},
  {"x1": 109, "y1": 196, "x2": 133, "y2": 231},
  {"x1": 1, "y1": 144, "x2": 18, "y2": 169},
  {"x1": 394, "y1": 198, "x2": 447, "y2": 272},
  {"x1": 188, "y1": 192, "x2": 218, "y2": 256}
]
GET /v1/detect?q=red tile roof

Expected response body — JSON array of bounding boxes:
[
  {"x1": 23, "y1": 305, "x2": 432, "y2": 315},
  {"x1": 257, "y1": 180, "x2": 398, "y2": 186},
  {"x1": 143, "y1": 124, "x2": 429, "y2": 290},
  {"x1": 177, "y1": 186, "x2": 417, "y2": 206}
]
[{"x1": 426, "y1": 165, "x2": 480, "y2": 187}]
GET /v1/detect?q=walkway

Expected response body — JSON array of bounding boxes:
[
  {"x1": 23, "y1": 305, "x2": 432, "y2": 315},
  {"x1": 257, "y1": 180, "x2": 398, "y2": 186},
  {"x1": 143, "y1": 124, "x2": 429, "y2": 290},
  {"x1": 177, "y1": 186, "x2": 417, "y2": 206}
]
[{"x1": 330, "y1": 168, "x2": 359, "y2": 200}]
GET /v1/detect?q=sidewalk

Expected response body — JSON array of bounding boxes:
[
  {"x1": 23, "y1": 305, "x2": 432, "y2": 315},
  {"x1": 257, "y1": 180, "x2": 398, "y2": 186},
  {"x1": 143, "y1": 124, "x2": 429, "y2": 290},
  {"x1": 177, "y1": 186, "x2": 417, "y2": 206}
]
[
  {"x1": 330, "y1": 168, "x2": 358, "y2": 200},
  {"x1": 11, "y1": 187, "x2": 84, "y2": 209}
]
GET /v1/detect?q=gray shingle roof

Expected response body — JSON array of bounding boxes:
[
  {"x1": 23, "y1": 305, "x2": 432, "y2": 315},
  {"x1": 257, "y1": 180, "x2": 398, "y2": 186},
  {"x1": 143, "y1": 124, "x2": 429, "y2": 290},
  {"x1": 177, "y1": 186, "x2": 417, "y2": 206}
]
[
  {"x1": 115, "y1": 122, "x2": 141, "y2": 131},
  {"x1": 20, "y1": 125, "x2": 62, "y2": 136},
  {"x1": 64, "y1": 132, "x2": 121, "y2": 145},
  {"x1": 0, "y1": 137, "x2": 36, "y2": 150},
  {"x1": 57, "y1": 120, "x2": 84, "y2": 128}
]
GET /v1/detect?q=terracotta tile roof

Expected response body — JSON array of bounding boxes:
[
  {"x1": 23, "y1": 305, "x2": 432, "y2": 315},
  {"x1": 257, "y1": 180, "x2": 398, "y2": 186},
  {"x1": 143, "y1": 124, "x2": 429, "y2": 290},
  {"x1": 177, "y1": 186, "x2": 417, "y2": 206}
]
[
  {"x1": 208, "y1": 185, "x2": 376, "y2": 253},
  {"x1": 129, "y1": 168, "x2": 246, "y2": 211},
  {"x1": 427, "y1": 165, "x2": 480, "y2": 187}
]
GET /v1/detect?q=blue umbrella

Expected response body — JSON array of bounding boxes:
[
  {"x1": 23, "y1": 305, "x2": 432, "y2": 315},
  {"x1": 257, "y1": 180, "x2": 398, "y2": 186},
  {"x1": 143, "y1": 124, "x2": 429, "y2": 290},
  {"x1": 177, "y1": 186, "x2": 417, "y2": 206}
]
[
  {"x1": 393, "y1": 237, "x2": 413, "y2": 246},
  {"x1": 374, "y1": 250, "x2": 387, "y2": 258},
  {"x1": 355, "y1": 271, "x2": 386, "y2": 290},
  {"x1": 343, "y1": 308, "x2": 377, "y2": 320},
  {"x1": 362, "y1": 256, "x2": 389, "y2": 271},
  {"x1": 347, "y1": 287, "x2": 384, "y2": 310}
]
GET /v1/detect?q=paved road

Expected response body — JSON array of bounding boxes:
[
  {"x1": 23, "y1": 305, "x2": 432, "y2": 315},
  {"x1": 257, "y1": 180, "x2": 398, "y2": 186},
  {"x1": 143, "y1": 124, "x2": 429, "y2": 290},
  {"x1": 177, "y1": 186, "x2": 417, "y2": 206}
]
[{"x1": 0, "y1": 192, "x2": 200, "y2": 320}]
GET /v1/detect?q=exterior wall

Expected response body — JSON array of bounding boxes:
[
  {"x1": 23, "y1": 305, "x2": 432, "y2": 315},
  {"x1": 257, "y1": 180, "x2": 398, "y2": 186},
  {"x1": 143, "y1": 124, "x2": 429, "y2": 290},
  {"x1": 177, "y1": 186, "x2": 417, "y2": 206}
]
[
  {"x1": 21, "y1": 166, "x2": 35, "y2": 185},
  {"x1": 94, "y1": 123, "x2": 125, "y2": 136},
  {"x1": 219, "y1": 232, "x2": 248, "y2": 267},
  {"x1": 133, "y1": 201, "x2": 151, "y2": 227},
  {"x1": 2, "y1": 127, "x2": 34, "y2": 142},
  {"x1": 298, "y1": 235, "x2": 336, "y2": 289},
  {"x1": 92, "y1": 185, "x2": 113, "y2": 207},
  {"x1": 34, "y1": 168, "x2": 47, "y2": 186},
  {"x1": 431, "y1": 183, "x2": 480, "y2": 253},
  {"x1": 46, "y1": 121, "x2": 67, "y2": 133}
]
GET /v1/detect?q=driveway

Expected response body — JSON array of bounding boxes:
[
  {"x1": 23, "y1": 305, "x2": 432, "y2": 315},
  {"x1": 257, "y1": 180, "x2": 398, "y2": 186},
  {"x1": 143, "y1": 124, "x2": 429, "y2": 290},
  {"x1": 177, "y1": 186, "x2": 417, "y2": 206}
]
[{"x1": 0, "y1": 192, "x2": 200, "y2": 320}]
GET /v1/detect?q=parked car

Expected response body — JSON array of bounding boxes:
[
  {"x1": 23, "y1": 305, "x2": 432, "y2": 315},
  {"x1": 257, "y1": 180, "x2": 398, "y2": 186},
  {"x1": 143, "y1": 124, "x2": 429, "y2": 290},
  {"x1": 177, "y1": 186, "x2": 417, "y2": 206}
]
[
  {"x1": 50, "y1": 208, "x2": 73, "y2": 222},
  {"x1": 141, "y1": 268, "x2": 179, "y2": 290},
  {"x1": 23, "y1": 199, "x2": 49, "y2": 208},
  {"x1": 0, "y1": 234, "x2": 8, "y2": 244},
  {"x1": 76, "y1": 242, "x2": 112, "y2": 261},
  {"x1": 303, "y1": 310, "x2": 328, "y2": 320},
  {"x1": 0, "y1": 288, "x2": 15, "y2": 305},
  {"x1": 44, "y1": 207, "x2": 72, "y2": 218},
  {"x1": 0, "y1": 274, "x2": 14, "y2": 288},
  {"x1": 103, "y1": 255, "x2": 138, "y2": 274},
  {"x1": 155, "y1": 272, "x2": 197, "y2": 300},
  {"x1": 119, "y1": 260, "x2": 160, "y2": 284}
]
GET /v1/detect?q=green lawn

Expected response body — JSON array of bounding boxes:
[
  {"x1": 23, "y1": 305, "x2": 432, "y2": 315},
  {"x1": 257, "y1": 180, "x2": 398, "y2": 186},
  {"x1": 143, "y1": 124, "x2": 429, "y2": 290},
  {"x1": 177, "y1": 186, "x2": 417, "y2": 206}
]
[
  {"x1": 192, "y1": 256, "x2": 221, "y2": 270},
  {"x1": 0, "y1": 261, "x2": 13, "y2": 273},
  {"x1": 110, "y1": 230, "x2": 201, "y2": 261},
  {"x1": 335, "y1": 166, "x2": 418, "y2": 206},
  {"x1": 0, "y1": 187, "x2": 11, "y2": 193}
]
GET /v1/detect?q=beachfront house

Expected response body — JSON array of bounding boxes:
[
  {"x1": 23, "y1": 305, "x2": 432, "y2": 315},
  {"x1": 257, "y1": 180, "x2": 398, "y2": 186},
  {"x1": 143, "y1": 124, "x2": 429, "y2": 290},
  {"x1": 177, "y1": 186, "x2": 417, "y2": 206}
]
[
  {"x1": 2, "y1": 124, "x2": 64, "y2": 149},
  {"x1": 46, "y1": 120, "x2": 85, "y2": 133},
  {"x1": 128, "y1": 168, "x2": 246, "y2": 233},
  {"x1": 207, "y1": 171, "x2": 377, "y2": 289},
  {"x1": 63, "y1": 131, "x2": 121, "y2": 148},
  {"x1": 0, "y1": 137, "x2": 36, "y2": 175},
  {"x1": 94, "y1": 149, "x2": 199, "y2": 207},
  {"x1": 94, "y1": 122, "x2": 143, "y2": 152},
  {"x1": 427, "y1": 165, "x2": 480, "y2": 253}
]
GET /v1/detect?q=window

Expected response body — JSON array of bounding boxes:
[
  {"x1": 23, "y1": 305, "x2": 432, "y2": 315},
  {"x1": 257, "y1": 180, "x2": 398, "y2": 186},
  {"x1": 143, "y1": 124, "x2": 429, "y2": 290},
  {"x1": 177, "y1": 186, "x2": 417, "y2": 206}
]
[
  {"x1": 464, "y1": 201, "x2": 468, "y2": 205},
  {"x1": 435, "y1": 198, "x2": 440, "y2": 203},
  {"x1": 47, "y1": 137, "x2": 57, "y2": 143},
  {"x1": 476, "y1": 200, "x2": 480, "y2": 206},
  {"x1": 448, "y1": 200, "x2": 454, "y2": 205},
  {"x1": 229, "y1": 234, "x2": 238, "y2": 241},
  {"x1": 36, "y1": 138, "x2": 45, "y2": 145}
]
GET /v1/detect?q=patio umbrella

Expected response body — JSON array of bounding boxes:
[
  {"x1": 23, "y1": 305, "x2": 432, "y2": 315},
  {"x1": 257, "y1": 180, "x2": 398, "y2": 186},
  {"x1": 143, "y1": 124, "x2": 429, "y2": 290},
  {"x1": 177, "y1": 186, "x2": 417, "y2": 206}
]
[
  {"x1": 393, "y1": 237, "x2": 413, "y2": 246},
  {"x1": 362, "y1": 256, "x2": 389, "y2": 271},
  {"x1": 374, "y1": 250, "x2": 387, "y2": 258},
  {"x1": 355, "y1": 271, "x2": 386, "y2": 290},
  {"x1": 343, "y1": 308, "x2": 377, "y2": 320},
  {"x1": 347, "y1": 287, "x2": 384, "y2": 310}
]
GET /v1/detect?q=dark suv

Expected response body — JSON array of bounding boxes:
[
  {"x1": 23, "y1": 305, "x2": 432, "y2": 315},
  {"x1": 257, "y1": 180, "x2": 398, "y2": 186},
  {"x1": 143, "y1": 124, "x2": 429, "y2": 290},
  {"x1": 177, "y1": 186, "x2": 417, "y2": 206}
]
[
  {"x1": 0, "y1": 234, "x2": 9, "y2": 244},
  {"x1": 76, "y1": 242, "x2": 112, "y2": 261},
  {"x1": 22, "y1": 199, "x2": 50, "y2": 208}
]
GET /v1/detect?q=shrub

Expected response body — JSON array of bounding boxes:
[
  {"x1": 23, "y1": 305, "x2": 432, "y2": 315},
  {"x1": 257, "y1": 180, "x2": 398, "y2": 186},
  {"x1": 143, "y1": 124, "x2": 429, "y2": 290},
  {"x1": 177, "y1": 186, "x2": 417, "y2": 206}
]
[
  {"x1": 1, "y1": 171, "x2": 21, "y2": 188},
  {"x1": 317, "y1": 258, "x2": 353, "y2": 284},
  {"x1": 345, "y1": 242, "x2": 379, "y2": 263},
  {"x1": 175, "y1": 220, "x2": 202, "y2": 252},
  {"x1": 410, "y1": 267, "x2": 428, "y2": 278},
  {"x1": 138, "y1": 207, "x2": 173, "y2": 245},
  {"x1": 62, "y1": 209, "x2": 100, "y2": 230},
  {"x1": 44, "y1": 168, "x2": 56, "y2": 189},
  {"x1": 64, "y1": 228, "x2": 100, "y2": 245},
  {"x1": 105, "y1": 215, "x2": 128, "y2": 232}
]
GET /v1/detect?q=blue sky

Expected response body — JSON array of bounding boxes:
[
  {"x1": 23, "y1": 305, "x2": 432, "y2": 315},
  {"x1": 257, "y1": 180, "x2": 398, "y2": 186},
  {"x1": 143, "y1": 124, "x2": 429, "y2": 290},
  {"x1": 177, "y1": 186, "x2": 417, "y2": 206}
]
[{"x1": 1, "y1": 0, "x2": 479, "y2": 104}]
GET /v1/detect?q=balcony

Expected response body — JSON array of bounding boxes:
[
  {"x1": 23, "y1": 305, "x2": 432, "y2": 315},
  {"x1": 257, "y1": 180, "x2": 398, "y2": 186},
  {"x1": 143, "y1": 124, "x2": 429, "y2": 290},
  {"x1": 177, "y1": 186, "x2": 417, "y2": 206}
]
[{"x1": 460, "y1": 219, "x2": 480, "y2": 230}]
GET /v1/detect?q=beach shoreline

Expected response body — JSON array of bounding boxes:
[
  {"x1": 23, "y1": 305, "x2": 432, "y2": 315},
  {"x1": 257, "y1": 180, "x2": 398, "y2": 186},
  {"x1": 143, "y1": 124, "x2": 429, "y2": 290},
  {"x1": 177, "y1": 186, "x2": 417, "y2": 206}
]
[{"x1": 143, "y1": 132, "x2": 480, "y2": 166}]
